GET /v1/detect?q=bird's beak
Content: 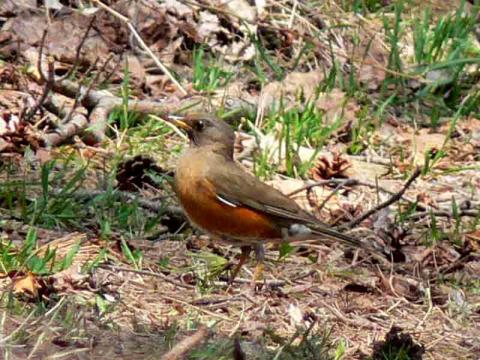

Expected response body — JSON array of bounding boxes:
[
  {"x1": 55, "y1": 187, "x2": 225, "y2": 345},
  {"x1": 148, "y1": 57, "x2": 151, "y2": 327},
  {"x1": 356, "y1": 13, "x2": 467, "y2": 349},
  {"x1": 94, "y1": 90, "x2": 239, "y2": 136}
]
[{"x1": 168, "y1": 116, "x2": 192, "y2": 131}]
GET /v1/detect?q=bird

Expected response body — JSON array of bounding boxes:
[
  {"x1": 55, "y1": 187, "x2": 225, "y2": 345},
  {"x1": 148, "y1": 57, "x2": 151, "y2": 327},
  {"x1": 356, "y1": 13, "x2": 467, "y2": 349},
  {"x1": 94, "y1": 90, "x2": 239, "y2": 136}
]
[{"x1": 171, "y1": 113, "x2": 382, "y2": 284}]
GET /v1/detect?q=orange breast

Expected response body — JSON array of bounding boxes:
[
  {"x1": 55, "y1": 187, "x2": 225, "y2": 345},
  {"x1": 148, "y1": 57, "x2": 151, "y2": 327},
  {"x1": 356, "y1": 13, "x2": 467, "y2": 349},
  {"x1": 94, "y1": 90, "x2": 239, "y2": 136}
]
[{"x1": 177, "y1": 179, "x2": 281, "y2": 241}]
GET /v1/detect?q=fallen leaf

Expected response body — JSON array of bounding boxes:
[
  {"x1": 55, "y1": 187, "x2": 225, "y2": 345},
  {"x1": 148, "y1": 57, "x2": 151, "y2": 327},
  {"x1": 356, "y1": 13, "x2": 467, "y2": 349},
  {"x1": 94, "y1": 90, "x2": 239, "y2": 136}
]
[
  {"x1": 3, "y1": 12, "x2": 111, "y2": 65},
  {"x1": 35, "y1": 148, "x2": 53, "y2": 164},
  {"x1": 287, "y1": 303, "x2": 303, "y2": 325},
  {"x1": 0, "y1": 0, "x2": 36, "y2": 16},
  {"x1": 13, "y1": 272, "x2": 40, "y2": 298},
  {"x1": 45, "y1": 0, "x2": 63, "y2": 10},
  {"x1": 197, "y1": 11, "x2": 222, "y2": 39}
]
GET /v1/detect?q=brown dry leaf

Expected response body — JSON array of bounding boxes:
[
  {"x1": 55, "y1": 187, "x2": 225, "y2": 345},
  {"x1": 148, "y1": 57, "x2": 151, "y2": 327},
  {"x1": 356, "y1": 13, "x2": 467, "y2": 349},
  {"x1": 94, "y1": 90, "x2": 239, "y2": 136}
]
[
  {"x1": 465, "y1": 229, "x2": 480, "y2": 252},
  {"x1": 35, "y1": 148, "x2": 53, "y2": 165},
  {"x1": 214, "y1": 0, "x2": 256, "y2": 61},
  {"x1": 0, "y1": 90, "x2": 30, "y2": 115},
  {"x1": 146, "y1": 74, "x2": 176, "y2": 97},
  {"x1": 197, "y1": 11, "x2": 222, "y2": 39},
  {"x1": 456, "y1": 117, "x2": 480, "y2": 147},
  {"x1": 356, "y1": 43, "x2": 388, "y2": 91},
  {"x1": 357, "y1": 56, "x2": 387, "y2": 92},
  {"x1": 13, "y1": 272, "x2": 41, "y2": 298},
  {"x1": 126, "y1": 55, "x2": 146, "y2": 90},
  {"x1": 464, "y1": 261, "x2": 480, "y2": 279},
  {"x1": 344, "y1": 17, "x2": 389, "y2": 91},
  {"x1": 0, "y1": 0, "x2": 36, "y2": 16},
  {"x1": 162, "y1": 0, "x2": 192, "y2": 17},
  {"x1": 420, "y1": 243, "x2": 461, "y2": 268},
  {"x1": 412, "y1": 129, "x2": 446, "y2": 162},
  {"x1": 314, "y1": 89, "x2": 359, "y2": 126},
  {"x1": 410, "y1": 0, "x2": 474, "y2": 16},
  {"x1": 348, "y1": 158, "x2": 389, "y2": 182},
  {"x1": 133, "y1": 0, "x2": 195, "y2": 55},
  {"x1": 345, "y1": 293, "x2": 376, "y2": 312},
  {"x1": 0, "y1": 60, "x2": 19, "y2": 88},
  {"x1": 117, "y1": 0, "x2": 255, "y2": 64},
  {"x1": 51, "y1": 264, "x2": 90, "y2": 295},
  {"x1": 222, "y1": 0, "x2": 256, "y2": 23},
  {"x1": 157, "y1": 37, "x2": 185, "y2": 67},
  {"x1": 259, "y1": 70, "x2": 325, "y2": 112},
  {"x1": 261, "y1": 79, "x2": 359, "y2": 130},
  {"x1": 3, "y1": 13, "x2": 110, "y2": 65},
  {"x1": 379, "y1": 122, "x2": 447, "y2": 165}
]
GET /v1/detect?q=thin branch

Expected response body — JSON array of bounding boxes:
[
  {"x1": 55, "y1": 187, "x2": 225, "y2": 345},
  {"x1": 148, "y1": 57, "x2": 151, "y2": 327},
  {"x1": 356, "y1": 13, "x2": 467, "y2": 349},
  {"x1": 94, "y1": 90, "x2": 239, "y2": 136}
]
[
  {"x1": 58, "y1": 16, "x2": 96, "y2": 82},
  {"x1": 25, "y1": 55, "x2": 55, "y2": 122},
  {"x1": 100, "y1": 264, "x2": 194, "y2": 289},
  {"x1": 340, "y1": 167, "x2": 422, "y2": 230},
  {"x1": 287, "y1": 176, "x2": 432, "y2": 212},
  {"x1": 63, "y1": 54, "x2": 113, "y2": 126},
  {"x1": 286, "y1": 179, "x2": 332, "y2": 197},
  {"x1": 92, "y1": 0, "x2": 188, "y2": 96},
  {"x1": 160, "y1": 326, "x2": 210, "y2": 360},
  {"x1": 36, "y1": 29, "x2": 49, "y2": 83},
  {"x1": 407, "y1": 209, "x2": 479, "y2": 220},
  {"x1": 316, "y1": 179, "x2": 356, "y2": 211},
  {"x1": 50, "y1": 188, "x2": 183, "y2": 217}
]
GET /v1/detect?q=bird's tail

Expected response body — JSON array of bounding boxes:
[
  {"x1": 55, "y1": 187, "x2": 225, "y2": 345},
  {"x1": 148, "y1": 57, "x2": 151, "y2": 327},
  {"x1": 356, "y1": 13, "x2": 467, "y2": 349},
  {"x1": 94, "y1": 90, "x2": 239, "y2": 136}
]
[{"x1": 309, "y1": 225, "x2": 388, "y2": 262}]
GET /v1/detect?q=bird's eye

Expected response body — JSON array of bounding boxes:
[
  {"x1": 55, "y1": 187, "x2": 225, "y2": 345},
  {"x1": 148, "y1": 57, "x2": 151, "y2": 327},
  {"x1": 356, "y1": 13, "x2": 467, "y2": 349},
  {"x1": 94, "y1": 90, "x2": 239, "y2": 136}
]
[{"x1": 195, "y1": 120, "x2": 205, "y2": 131}]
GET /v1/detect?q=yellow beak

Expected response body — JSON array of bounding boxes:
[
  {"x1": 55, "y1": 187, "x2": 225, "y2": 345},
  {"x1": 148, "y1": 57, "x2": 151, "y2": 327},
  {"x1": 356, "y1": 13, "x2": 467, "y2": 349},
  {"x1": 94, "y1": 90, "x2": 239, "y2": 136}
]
[{"x1": 168, "y1": 116, "x2": 192, "y2": 131}]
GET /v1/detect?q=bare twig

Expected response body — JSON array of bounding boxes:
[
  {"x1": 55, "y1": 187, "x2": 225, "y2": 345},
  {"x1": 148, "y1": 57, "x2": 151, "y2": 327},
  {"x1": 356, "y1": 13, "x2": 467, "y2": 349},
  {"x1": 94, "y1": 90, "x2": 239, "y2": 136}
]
[
  {"x1": 92, "y1": 0, "x2": 187, "y2": 96},
  {"x1": 58, "y1": 16, "x2": 96, "y2": 82},
  {"x1": 36, "y1": 29, "x2": 49, "y2": 83},
  {"x1": 408, "y1": 209, "x2": 479, "y2": 220},
  {"x1": 63, "y1": 56, "x2": 101, "y2": 124},
  {"x1": 159, "y1": 294, "x2": 233, "y2": 322},
  {"x1": 24, "y1": 30, "x2": 55, "y2": 122},
  {"x1": 160, "y1": 326, "x2": 210, "y2": 360},
  {"x1": 0, "y1": 309, "x2": 37, "y2": 345},
  {"x1": 23, "y1": 44, "x2": 248, "y2": 144},
  {"x1": 50, "y1": 188, "x2": 184, "y2": 218},
  {"x1": 100, "y1": 264, "x2": 194, "y2": 289},
  {"x1": 340, "y1": 167, "x2": 422, "y2": 230},
  {"x1": 316, "y1": 179, "x2": 357, "y2": 211},
  {"x1": 286, "y1": 179, "x2": 332, "y2": 197},
  {"x1": 62, "y1": 54, "x2": 113, "y2": 135},
  {"x1": 214, "y1": 277, "x2": 286, "y2": 287},
  {"x1": 288, "y1": 176, "x2": 431, "y2": 212}
]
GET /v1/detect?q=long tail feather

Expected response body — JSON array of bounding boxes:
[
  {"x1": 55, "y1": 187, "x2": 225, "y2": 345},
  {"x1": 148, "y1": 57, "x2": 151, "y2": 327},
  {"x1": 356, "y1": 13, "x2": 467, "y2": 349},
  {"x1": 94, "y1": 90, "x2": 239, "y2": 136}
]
[{"x1": 309, "y1": 225, "x2": 388, "y2": 262}]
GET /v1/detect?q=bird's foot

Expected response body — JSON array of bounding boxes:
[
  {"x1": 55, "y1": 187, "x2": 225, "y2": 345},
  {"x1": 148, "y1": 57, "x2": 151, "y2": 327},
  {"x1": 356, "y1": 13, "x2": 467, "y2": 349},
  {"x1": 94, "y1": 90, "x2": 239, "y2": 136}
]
[
  {"x1": 228, "y1": 246, "x2": 251, "y2": 285},
  {"x1": 250, "y1": 262, "x2": 265, "y2": 290}
]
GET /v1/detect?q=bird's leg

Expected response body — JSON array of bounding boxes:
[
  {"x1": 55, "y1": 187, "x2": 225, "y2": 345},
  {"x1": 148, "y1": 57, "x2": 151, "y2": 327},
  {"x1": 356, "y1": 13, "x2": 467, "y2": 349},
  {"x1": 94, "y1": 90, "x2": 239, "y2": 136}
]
[
  {"x1": 252, "y1": 243, "x2": 265, "y2": 288},
  {"x1": 229, "y1": 245, "x2": 251, "y2": 284}
]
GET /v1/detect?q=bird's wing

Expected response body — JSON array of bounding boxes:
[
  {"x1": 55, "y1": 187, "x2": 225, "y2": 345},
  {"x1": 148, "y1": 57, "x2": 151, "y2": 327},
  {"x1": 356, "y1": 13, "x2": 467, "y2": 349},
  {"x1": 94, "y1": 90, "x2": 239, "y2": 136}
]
[
  {"x1": 206, "y1": 158, "x2": 317, "y2": 225},
  {"x1": 206, "y1": 157, "x2": 383, "y2": 254}
]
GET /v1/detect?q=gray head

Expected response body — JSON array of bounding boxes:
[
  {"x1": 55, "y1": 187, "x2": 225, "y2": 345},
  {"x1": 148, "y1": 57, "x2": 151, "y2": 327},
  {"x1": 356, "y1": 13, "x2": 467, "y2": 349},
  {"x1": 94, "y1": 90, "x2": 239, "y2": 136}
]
[{"x1": 171, "y1": 114, "x2": 235, "y2": 157}]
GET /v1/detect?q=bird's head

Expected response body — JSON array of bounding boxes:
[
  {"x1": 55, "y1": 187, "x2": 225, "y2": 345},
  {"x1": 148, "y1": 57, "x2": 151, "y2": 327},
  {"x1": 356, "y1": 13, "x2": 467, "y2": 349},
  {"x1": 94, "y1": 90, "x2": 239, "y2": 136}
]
[{"x1": 170, "y1": 114, "x2": 235, "y2": 157}]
